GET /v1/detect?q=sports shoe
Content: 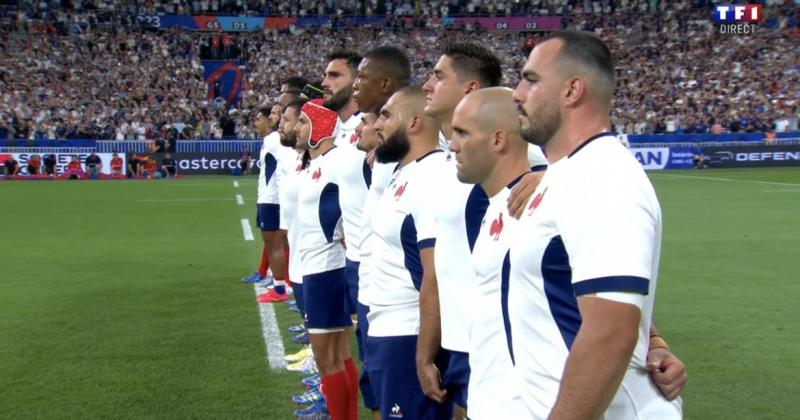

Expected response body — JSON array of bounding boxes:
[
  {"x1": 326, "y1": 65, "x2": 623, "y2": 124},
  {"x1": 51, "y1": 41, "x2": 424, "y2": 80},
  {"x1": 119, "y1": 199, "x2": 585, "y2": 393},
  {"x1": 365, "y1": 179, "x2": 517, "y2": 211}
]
[
  {"x1": 293, "y1": 400, "x2": 328, "y2": 418},
  {"x1": 292, "y1": 386, "x2": 324, "y2": 404},
  {"x1": 241, "y1": 272, "x2": 264, "y2": 283},
  {"x1": 288, "y1": 324, "x2": 305, "y2": 334},
  {"x1": 257, "y1": 289, "x2": 289, "y2": 303},
  {"x1": 288, "y1": 355, "x2": 317, "y2": 374},
  {"x1": 291, "y1": 331, "x2": 309, "y2": 345},
  {"x1": 284, "y1": 346, "x2": 312, "y2": 363},
  {"x1": 301, "y1": 374, "x2": 321, "y2": 388},
  {"x1": 287, "y1": 303, "x2": 301, "y2": 313}
]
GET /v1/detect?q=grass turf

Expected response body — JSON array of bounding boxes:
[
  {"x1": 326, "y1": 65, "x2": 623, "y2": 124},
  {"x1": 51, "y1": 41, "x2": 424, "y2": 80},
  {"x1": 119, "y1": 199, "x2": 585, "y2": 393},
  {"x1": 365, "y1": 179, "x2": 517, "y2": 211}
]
[{"x1": 0, "y1": 168, "x2": 798, "y2": 419}]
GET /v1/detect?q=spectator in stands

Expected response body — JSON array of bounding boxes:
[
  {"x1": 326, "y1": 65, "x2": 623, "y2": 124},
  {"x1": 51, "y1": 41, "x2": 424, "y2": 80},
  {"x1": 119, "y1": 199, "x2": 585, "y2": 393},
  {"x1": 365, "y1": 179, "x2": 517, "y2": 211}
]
[
  {"x1": 4, "y1": 156, "x2": 20, "y2": 176},
  {"x1": 43, "y1": 153, "x2": 57, "y2": 176},
  {"x1": 85, "y1": 152, "x2": 103, "y2": 177},
  {"x1": 110, "y1": 152, "x2": 124, "y2": 175},
  {"x1": 27, "y1": 154, "x2": 42, "y2": 175},
  {"x1": 162, "y1": 153, "x2": 178, "y2": 177}
]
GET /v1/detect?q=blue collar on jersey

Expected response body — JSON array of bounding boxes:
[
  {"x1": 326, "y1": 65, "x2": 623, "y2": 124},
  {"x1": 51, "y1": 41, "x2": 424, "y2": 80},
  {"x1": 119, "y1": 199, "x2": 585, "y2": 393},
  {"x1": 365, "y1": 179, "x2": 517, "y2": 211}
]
[
  {"x1": 568, "y1": 131, "x2": 615, "y2": 158},
  {"x1": 415, "y1": 148, "x2": 443, "y2": 162},
  {"x1": 321, "y1": 145, "x2": 337, "y2": 156},
  {"x1": 507, "y1": 171, "x2": 530, "y2": 190}
]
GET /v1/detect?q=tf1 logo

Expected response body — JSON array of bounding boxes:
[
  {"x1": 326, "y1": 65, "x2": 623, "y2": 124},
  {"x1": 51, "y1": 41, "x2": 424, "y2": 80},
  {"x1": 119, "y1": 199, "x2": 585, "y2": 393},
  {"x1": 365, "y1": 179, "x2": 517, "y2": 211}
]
[{"x1": 713, "y1": 4, "x2": 764, "y2": 23}]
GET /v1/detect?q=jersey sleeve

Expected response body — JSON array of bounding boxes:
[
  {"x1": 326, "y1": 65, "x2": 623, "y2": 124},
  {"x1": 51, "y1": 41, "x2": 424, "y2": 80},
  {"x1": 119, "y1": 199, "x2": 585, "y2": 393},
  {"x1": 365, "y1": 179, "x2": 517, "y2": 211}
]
[
  {"x1": 411, "y1": 171, "x2": 443, "y2": 250},
  {"x1": 555, "y1": 168, "x2": 660, "y2": 301}
]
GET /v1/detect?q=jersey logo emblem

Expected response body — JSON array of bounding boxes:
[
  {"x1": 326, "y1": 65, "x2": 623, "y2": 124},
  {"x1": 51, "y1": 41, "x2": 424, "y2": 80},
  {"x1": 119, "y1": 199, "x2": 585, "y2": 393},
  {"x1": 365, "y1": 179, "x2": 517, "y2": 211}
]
[
  {"x1": 490, "y1": 212, "x2": 504, "y2": 241},
  {"x1": 350, "y1": 133, "x2": 358, "y2": 144},
  {"x1": 389, "y1": 403, "x2": 403, "y2": 418},
  {"x1": 312, "y1": 168, "x2": 321, "y2": 181},
  {"x1": 528, "y1": 187, "x2": 548, "y2": 215},
  {"x1": 394, "y1": 181, "x2": 408, "y2": 200}
]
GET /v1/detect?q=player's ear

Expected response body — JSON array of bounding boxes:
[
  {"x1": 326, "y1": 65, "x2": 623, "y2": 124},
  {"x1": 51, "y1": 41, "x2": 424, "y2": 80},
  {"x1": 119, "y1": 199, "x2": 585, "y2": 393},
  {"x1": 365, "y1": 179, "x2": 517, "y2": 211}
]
[
  {"x1": 465, "y1": 80, "x2": 480, "y2": 95},
  {"x1": 490, "y1": 129, "x2": 506, "y2": 151},
  {"x1": 563, "y1": 76, "x2": 585, "y2": 107},
  {"x1": 408, "y1": 115, "x2": 422, "y2": 134},
  {"x1": 381, "y1": 78, "x2": 393, "y2": 93}
]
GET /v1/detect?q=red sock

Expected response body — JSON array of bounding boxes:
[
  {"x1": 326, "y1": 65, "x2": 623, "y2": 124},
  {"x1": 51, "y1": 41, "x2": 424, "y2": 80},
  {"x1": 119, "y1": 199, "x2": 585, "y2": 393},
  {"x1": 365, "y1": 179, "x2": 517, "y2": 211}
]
[
  {"x1": 321, "y1": 370, "x2": 353, "y2": 420},
  {"x1": 257, "y1": 246, "x2": 269, "y2": 277},
  {"x1": 344, "y1": 358, "x2": 359, "y2": 419}
]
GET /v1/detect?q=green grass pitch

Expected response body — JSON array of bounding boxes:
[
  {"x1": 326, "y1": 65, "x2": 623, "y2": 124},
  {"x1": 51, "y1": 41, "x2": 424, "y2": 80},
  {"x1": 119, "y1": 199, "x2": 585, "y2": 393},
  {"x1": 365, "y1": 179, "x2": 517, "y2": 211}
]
[{"x1": 0, "y1": 168, "x2": 798, "y2": 419}]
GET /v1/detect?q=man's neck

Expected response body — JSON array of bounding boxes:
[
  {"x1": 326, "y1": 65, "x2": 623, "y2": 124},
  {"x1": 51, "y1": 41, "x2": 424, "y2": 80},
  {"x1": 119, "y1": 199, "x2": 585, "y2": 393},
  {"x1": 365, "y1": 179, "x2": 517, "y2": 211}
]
[
  {"x1": 398, "y1": 134, "x2": 439, "y2": 167},
  {"x1": 481, "y1": 153, "x2": 531, "y2": 198},
  {"x1": 308, "y1": 138, "x2": 335, "y2": 160},
  {"x1": 438, "y1": 112, "x2": 454, "y2": 140},
  {"x1": 544, "y1": 113, "x2": 611, "y2": 163},
  {"x1": 337, "y1": 99, "x2": 359, "y2": 122}
]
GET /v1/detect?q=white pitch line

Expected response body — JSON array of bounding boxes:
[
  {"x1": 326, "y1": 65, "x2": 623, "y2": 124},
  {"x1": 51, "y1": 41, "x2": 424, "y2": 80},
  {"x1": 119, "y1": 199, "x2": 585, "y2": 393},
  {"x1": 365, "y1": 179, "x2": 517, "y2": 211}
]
[
  {"x1": 236, "y1": 194, "x2": 244, "y2": 205},
  {"x1": 255, "y1": 286, "x2": 287, "y2": 369},
  {"x1": 138, "y1": 198, "x2": 234, "y2": 202},
  {"x1": 763, "y1": 189, "x2": 800, "y2": 193},
  {"x1": 240, "y1": 218, "x2": 255, "y2": 241},
  {"x1": 652, "y1": 173, "x2": 800, "y2": 187},
  {"x1": 233, "y1": 180, "x2": 239, "y2": 188}
]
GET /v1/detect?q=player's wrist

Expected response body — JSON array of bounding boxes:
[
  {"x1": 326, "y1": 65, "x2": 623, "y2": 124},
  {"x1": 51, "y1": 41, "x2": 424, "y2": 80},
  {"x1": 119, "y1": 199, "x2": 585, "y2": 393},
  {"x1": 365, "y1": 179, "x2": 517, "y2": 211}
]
[{"x1": 648, "y1": 334, "x2": 670, "y2": 351}]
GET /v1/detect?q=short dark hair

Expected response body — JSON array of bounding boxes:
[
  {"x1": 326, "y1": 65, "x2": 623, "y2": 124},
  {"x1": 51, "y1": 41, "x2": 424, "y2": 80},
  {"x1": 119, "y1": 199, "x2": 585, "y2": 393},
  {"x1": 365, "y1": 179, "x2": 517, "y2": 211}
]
[
  {"x1": 328, "y1": 50, "x2": 362, "y2": 76},
  {"x1": 257, "y1": 105, "x2": 272, "y2": 117},
  {"x1": 442, "y1": 42, "x2": 503, "y2": 87},
  {"x1": 285, "y1": 98, "x2": 308, "y2": 116},
  {"x1": 364, "y1": 46, "x2": 411, "y2": 88},
  {"x1": 543, "y1": 30, "x2": 614, "y2": 98},
  {"x1": 283, "y1": 76, "x2": 307, "y2": 93}
]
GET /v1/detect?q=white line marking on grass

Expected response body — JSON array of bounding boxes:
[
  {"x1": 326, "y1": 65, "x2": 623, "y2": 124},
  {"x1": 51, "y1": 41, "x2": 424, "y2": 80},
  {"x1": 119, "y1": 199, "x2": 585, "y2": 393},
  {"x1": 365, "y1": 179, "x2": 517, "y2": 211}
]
[
  {"x1": 236, "y1": 194, "x2": 244, "y2": 205},
  {"x1": 138, "y1": 198, "x2": 234, "y2": 202},
  {"x1": 241, "y1": 219, "x2": 255, "y2": 241},
  {"x1": 233, "y1": 180, "x2": 239, "y2": 188},
  {"x1": 652, "y1": 173, "x2": 800, "y2": 187},
  {"x1": 256, "y1": 287, "x2": 287, "y2": 369},
  {"x1": 763, "y1": 189, "x2": 800, "y2": 193}
]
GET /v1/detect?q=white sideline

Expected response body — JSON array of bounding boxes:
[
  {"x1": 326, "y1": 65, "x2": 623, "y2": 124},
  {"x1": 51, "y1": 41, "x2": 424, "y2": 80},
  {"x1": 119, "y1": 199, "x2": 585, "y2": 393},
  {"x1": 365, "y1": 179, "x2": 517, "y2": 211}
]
[
  {"x1": 239, "y1": 208, "x2": 286, "y2": 369},
  {"x1": 236, "y1": 194, "x2": 244, "y2": 205},
  {"x1": 233, "y1": 180, "x2": 239, "y2": 188},
  {"x1": 240, "y1": 219, "x2": 255, "y2": 241},
  {"x1": 256, "y1": 288, "x2": 288, "y2": 370}
]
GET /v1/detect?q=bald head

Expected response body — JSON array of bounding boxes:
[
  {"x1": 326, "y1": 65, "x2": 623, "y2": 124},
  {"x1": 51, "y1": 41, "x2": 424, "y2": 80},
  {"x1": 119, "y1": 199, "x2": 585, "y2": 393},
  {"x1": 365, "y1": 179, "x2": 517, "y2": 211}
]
[
  {"x1": 461, "y1": 87, "x2": 524, "y2": 143},
  {"x1": 384, "y1": 85, "x2": 439, "y2": 132},
  {"x1": 451, "y1": 87, "x2": 530, "y2": 187}
]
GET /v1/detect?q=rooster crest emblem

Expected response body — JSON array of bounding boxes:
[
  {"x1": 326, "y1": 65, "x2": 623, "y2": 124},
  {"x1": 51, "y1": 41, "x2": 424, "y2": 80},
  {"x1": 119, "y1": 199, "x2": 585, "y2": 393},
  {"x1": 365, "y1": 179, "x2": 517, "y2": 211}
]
[
  {"x1": 528, "y1": 187, "x2": 548, "y2": 215},
  {"x1": 394, "y1": 181, "x2": 408, "y2": 200},
  {"x1": 489, "y1": 213, "x2": 504, "y2": 241},
  {"x1": 311, "y1": 168, "x2": 322, "y2": 181}
]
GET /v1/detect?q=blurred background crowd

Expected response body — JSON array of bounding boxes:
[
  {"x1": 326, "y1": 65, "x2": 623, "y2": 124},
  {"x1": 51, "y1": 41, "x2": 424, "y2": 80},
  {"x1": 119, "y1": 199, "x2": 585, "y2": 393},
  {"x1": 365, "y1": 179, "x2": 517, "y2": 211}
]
[{"x1": 1, "y1": 0, "x2": 798, "y2": 140}]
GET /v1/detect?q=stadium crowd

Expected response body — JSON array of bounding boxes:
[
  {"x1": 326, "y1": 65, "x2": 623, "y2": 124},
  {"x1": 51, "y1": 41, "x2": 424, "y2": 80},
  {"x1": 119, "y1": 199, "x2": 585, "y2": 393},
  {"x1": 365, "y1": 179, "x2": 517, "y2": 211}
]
[{"x1": 1, "y1": 0, "x2": 798, "y2": 141}]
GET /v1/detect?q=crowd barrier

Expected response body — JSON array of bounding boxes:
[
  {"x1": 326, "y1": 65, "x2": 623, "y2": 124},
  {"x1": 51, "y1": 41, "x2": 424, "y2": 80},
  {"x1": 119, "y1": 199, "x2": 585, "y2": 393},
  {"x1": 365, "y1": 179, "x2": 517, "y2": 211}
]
[{"x1": 4, "y1": 136, "x2": 800, "y2": 174}]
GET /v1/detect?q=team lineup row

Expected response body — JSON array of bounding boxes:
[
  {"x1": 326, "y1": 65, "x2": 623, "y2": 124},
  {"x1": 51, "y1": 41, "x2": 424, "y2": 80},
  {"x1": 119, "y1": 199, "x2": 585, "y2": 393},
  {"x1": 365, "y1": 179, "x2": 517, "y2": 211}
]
[{"x1": 246, "y1": 31, "x2": 687, "y2": 420}]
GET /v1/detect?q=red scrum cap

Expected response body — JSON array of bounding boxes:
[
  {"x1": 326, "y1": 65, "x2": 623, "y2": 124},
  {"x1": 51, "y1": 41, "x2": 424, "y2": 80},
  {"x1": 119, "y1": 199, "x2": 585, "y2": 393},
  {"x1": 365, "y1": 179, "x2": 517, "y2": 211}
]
[{"x1": 300, "y1": 99, "x2": 339, "y2": 148}]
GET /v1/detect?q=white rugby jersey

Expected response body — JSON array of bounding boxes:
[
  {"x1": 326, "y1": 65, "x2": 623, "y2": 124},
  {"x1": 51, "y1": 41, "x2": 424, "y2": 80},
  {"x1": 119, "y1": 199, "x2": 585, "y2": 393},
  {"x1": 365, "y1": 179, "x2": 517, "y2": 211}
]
[
  {"x1": 506, "y1": 133, "x2": 672, "y2": 418},
  {"x1": 279, "y1": 152, "x2": 305, "y2": 284},
  {"x1": 433, "y1": 169, "x2": 488, "y2": 352},
  {"x1": 257, "y1": 131, "x2": 297, "y2": 204},
  {"x1": 334, "y1": 112, "x2": 362, "y2": 147},
  {"x1": 435, "y1": 139, "x2": 546, "y2": 352},
  {"x1": 296, "y1": 147, "x2": 346, "y2": 277},
  {"x1": 467, "y1": 177, "x2": 524, "y2": 419},
  {"x1": 357, "y1": 160, "x2": 396, "y2": 306},
  {"x1": 366, "y1": 150, "x2": 449, "y2": 337},
  {"x1": 333, "y1": 144, "x2": 370, "y2": 262}
]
